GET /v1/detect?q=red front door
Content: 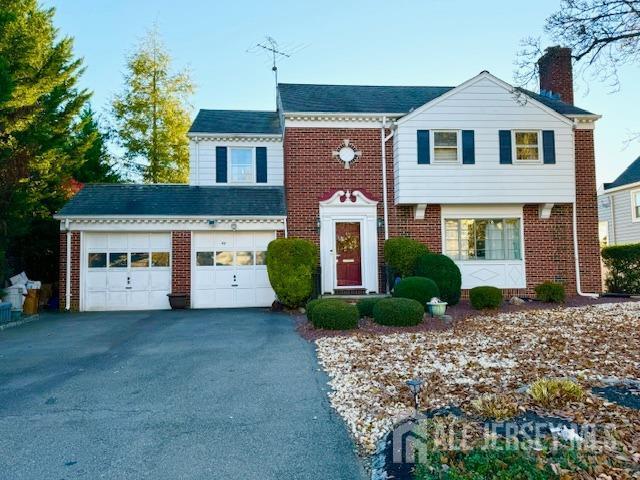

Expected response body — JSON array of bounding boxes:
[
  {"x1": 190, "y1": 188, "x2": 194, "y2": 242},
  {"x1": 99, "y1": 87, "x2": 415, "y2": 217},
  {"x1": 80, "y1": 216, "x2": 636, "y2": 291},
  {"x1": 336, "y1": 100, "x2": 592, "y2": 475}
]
[{"x1": 335, "y1": 222, "x2": 362, "y2": 287}]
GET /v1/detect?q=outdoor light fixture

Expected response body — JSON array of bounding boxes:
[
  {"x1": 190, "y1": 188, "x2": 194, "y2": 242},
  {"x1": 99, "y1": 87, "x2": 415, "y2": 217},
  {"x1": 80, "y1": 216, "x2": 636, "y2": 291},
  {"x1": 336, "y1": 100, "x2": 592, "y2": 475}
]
[{"x1": 406, "y1": 378, "x2": 424, "y2": 416}]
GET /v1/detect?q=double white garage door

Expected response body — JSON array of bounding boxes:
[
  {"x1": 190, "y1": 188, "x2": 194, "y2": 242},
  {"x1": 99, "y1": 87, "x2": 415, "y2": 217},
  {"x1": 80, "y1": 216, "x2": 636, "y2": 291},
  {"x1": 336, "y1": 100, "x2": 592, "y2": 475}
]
[{"x1": 82, "y1": 231, "x2": 276, "y2": 311}]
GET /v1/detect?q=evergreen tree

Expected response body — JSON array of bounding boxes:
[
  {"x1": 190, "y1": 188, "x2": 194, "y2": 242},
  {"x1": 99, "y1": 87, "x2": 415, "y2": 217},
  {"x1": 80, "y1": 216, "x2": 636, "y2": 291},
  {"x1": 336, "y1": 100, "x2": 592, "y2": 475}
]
[
  {"x1": 0, "y1": 0, "x2": 112, "y2": 283},
  {"x1": 72, "y1": 107, "x2": 120, "y2": 184},
  {"x1": 112, "y1": 28, "x2": 194, "y2": 183}
]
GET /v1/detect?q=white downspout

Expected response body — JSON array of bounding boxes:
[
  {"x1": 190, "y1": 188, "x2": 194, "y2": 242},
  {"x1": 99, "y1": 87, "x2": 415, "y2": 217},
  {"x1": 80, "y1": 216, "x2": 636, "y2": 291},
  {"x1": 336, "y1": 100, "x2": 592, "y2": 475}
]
[
  {"x1": 572, "y1": 202, "x2": 599, "y2": 298},
  {"x1": 380, "y1": 116, "x2": 393, "y2": 240},
  {"x1": 65, "y1": 219, "x2": 71, "y2": 310},
  {"x1": 608, "y1": 193, "x2": 616, "y2": 245},
  {"x1": 284, "y1": 217, "x2": 288, "y2": 238}
]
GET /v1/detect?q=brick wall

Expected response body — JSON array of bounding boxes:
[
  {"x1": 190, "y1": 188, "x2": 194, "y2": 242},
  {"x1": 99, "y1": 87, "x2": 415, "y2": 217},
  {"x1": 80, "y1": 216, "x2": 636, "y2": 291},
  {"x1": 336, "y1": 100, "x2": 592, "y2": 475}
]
[
  {"x1": 59, "y1": 231, "x2": 80, "y2": 311},
  {"x1": 284, "y1": 125, "x2": 601, "y2": 296},
  {"x1": 574, "y1": 129, "x2": 602, "y2": 292},
  {"x1": 171, "y1": 231, "x2": 191, "y2": 304}
]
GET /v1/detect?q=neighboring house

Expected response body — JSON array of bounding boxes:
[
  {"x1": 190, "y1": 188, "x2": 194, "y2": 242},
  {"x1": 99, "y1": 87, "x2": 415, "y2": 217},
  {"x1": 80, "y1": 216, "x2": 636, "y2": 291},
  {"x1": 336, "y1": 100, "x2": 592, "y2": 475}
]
[
  {"x1": 598, "y1": 155, "x2": 640, "y2": 246},
  {"x1": 56, "y1": 46, "x2": 602, "y2": 312}
]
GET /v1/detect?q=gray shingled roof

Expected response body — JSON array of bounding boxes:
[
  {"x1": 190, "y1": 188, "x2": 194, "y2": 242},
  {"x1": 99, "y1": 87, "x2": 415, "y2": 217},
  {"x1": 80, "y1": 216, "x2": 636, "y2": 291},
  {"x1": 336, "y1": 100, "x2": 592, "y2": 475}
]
[
  {"x1": 277, "y1": 83, "x2": 594, "y2": 116},
  {"x1": 57, "y1": 184, "x2": 286, "y2": 217},
  {"x1": 604, "y1": 155, "x2": 640, "y2": 190},
  {"x1": 189, "y1": 110, "x2": 281, "y2": 135}
]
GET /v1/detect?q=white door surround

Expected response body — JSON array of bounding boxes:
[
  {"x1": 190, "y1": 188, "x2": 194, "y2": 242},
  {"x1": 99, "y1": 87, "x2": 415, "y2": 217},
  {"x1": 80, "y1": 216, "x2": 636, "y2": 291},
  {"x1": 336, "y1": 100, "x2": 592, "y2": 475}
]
[{"x1": 319, "y1": 190, "x2": 379, "y2": 294}]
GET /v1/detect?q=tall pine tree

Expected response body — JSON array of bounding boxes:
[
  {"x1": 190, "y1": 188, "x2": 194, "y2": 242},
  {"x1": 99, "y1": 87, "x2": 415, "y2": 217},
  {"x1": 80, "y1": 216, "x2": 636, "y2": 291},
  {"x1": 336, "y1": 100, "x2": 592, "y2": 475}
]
[
  {"x1": 112, "y1": 28, "x2": 194, "y2": 183},
  {"x1": 0, "y1": 0, "x2": 115, "y2": 283}
]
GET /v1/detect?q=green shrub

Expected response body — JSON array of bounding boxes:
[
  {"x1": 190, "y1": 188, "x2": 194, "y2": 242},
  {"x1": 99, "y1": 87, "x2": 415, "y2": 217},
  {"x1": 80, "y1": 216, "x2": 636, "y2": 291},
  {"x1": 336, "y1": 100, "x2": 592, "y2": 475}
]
[
  {"x1": 602, "y1": 243, "x2": 640, "y2": 294},
  {"x1": 383, "y1": 237, "x2": 429, "y2": 278},
  {"x1": 530, "y1": 378, "x2": 584, "y2": 408},
  {"x1": 393, "y1": 276, "x2": 439, "y2": 305},
  {"x1": 414, "y1": 253, "x2": 462, "y2": 305},
  {"x1": 311, "y1": 300, "x2": 359, "y2": 330},
  {"x1": 356, "y1": 297, "x2": 382, "y2": 318},
  {"x1": 306, "y1": 298, "x2": 321, "y2": 322},
  {"x1": 266, "y1": 238, "x2": 318, "y2": 308},
  {"x1": 535, "y1": 281, "x2": 566, "y2": 303},
  {"x1": 372, "y1": 297, "x2": 424, "y2": 326},
  {"x1": 469, "y1": 286, "x2": 502, "y2": 310}
]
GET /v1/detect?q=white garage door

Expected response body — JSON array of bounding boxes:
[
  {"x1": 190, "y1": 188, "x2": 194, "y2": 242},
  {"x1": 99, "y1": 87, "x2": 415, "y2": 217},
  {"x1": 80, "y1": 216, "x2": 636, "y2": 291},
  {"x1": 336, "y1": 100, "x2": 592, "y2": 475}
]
[
  {"x1": 192, "y1": 231, "x2": 276, "y2": 308},
  {"x1": 83, "y1": 233, "x2": 172, "y2": 311}
]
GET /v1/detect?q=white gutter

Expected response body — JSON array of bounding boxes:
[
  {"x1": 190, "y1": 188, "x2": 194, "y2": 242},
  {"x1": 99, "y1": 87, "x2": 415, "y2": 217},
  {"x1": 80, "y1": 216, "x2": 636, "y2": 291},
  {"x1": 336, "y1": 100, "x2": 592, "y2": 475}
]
[
  {"x1": 572, "y1": 202, "x2": 599, "y2": 298},
  {"x1": 380, "y1": 116, "x2": 394, "y2": 241},
  {"x1": 64, "y1": 219, "x2": 71, "y2": 310}
]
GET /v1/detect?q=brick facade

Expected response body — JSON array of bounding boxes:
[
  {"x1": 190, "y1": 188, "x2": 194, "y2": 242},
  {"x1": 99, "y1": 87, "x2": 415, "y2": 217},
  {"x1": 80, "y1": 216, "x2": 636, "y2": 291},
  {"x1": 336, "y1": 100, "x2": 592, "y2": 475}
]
[
  {"x1": 171, "y1": 231, "x2": 192, "y2": 304},
  {"x1": 284, "y1": 126, "x2": 601, "y2": 296},
  {"x1": 59, "y1": 231, "x2": 80, "y2": 311}
]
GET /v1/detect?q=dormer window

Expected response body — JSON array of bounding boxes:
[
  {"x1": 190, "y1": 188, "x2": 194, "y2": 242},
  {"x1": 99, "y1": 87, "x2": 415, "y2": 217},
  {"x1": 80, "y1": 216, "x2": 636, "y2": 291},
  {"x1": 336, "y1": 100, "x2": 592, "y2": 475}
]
[
  {"x1": 432, "y1": 130, "x2": 460, "y2": 163},
  {"x1": 230, "y1": 147, "x2": 253, "y2": 183},
  {"x1": 513, "y1": 131, "x2": 540, "y2": 163}
]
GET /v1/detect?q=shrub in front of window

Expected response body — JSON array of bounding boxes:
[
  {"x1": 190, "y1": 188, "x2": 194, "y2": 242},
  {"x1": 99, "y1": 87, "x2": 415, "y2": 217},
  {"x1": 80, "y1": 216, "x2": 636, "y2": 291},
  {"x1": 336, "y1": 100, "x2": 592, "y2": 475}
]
[
  {"x1": 306, "y1": 298, "x2": 321, "y2": 322},
  {"x1": 414, "y1": 253, "x2": 462, "y2": 305},
  {"x1": 393, "y1": 276, "x2": 440, "y2": 305},
  {"x1": 310, "y1": 299, "x2": 359, "y2": 330},
  {"x1": 372, "y1": 297, "x2": 424, "y2": 326},
  {"x1": 266, "y1": 238, "x2": 318, "y2": 308},
  {"x1": 601, "y1": 243, "x2": 640, "y2": 294},
  {"x1": 383, "y1": 237, "x2": 429, "y2": 278},
  {"x1": 356, "y1": 297, "x2": 382, "y2": 318},
  {"x1": 469, "y1": 286, "x2": 502, "y2": 310},
  {"x1": 534, "y1": 281, "x2": 566, "y2": 303}
]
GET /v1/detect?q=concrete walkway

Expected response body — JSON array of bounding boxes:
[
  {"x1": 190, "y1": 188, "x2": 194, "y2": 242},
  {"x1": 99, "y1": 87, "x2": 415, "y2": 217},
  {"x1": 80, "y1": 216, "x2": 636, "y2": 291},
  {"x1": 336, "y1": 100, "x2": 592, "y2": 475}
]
[{"x1": 0, "y1": 309, "x2": 364, "y2": 479}]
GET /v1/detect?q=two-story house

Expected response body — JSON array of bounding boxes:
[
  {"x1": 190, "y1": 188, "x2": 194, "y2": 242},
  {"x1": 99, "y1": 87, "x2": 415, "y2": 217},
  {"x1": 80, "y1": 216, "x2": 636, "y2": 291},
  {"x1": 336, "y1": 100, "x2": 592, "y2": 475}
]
[
  {"x1": 56, "y1": 46, "x2": 602, "y2": 311},
  {"x1": 598, "y1": 155, "x2": 640, "y2": 246}
]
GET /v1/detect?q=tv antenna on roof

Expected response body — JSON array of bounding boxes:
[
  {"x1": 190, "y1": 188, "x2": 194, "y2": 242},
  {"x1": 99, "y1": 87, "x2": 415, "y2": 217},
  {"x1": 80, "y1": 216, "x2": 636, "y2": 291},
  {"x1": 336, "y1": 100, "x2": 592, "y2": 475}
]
[{"x1": 247, "y1": 36, "x2": 306, "y2": 104}]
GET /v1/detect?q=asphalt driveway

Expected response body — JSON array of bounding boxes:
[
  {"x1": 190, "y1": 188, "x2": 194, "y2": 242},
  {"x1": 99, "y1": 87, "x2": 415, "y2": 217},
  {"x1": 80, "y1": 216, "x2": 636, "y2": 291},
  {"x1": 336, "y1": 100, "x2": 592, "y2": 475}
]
[{"x1": 0, "y1": 309, "x2": 364, "y2": 479}]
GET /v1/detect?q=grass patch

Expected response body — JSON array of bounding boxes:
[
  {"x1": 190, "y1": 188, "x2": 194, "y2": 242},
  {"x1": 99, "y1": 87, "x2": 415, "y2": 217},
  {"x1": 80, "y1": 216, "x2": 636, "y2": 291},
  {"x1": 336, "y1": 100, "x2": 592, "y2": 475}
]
[
  {"x1": 469, "y1": 394, "x2": 518, "y2": 421},
  {"x1": 530, "y1": 378, "x2": 585, "y2": 408}
]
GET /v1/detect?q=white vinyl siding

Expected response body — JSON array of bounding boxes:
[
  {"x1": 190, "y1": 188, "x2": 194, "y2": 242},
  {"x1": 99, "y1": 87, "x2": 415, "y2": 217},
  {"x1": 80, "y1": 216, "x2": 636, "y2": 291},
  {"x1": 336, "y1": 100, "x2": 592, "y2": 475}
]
[
  {"x1": 394, "y1": 75, "x2": 575, "y2": 204},
  {"x1": 598, "y1": 187, "x2": 640, "y2": 245},
  {"x1": 188, "y1": 139, "x2": 283, "y2": 186}
]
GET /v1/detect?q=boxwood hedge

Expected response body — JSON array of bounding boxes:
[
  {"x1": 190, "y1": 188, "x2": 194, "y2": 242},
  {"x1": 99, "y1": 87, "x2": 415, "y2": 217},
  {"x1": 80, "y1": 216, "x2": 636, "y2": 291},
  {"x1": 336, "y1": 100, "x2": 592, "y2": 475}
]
[
  {"x1": 310, "y1": 299, "x2": 359, "y2": 330},
  {"x1": 372, "y1": 297, "x2": 425, "y2": 326},
  {"x1": 393, "y1": 276, "x2": 440, "y2": 305},
  {"x1": 469, "y1": 286, "x2": 503, "y2": 310},
  {"x1": 414, "y1": 253, "x2": 462, "y2": 305},
  {"x1": 601, "y1": 243, "x2": 640, "y2": 294},
  {"x1": 266, "y1": 238, "x2": 318, "y2": 308}
]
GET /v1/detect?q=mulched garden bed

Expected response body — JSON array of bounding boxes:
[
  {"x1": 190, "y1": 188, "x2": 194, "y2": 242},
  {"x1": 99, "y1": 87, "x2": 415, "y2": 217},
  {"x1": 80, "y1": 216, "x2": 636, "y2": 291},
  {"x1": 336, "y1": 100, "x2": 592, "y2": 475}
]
[{"x1": 296, "y1": 296, "x2": 639, "y2": 341}]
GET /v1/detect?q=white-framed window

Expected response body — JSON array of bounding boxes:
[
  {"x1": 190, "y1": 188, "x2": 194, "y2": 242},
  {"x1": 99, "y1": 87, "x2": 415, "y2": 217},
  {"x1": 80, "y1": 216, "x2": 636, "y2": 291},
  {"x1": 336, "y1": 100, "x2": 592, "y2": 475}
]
[
  {"x1": 229, "y1": 147, "x2": 254, "y2": 183},
  {"x1": 432, "y1": 130, "x2": 460, "y2": 163},
  {"x1": 445, "y1": 218, "x2": 522, "y2": 260},
  {"x1": 632, "y1": 190, "x2": 640, "y2": 222},
  {"x1": 513, "y1": 130, "x2": 541, "y2": 163}
]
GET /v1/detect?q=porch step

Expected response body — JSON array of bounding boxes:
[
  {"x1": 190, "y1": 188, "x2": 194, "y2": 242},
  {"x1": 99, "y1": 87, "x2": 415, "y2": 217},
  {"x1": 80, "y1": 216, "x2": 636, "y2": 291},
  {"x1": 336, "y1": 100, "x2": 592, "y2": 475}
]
[{"x1": 320, "y1": 293, "x2": 390, "y2": 301}]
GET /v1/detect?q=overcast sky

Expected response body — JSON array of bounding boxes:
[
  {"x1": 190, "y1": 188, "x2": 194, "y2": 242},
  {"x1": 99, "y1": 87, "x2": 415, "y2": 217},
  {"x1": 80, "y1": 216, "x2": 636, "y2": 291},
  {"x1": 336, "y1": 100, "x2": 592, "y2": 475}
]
[{"x1": 48, "y1": 0, "x2": 640, "y2": 185}]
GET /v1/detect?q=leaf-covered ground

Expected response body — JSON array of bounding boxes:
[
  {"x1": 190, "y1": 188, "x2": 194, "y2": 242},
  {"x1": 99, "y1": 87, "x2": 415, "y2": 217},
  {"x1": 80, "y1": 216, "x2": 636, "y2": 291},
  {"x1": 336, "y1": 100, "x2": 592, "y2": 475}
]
[{"x1": 315, "y1": 302, "x2": 640, "y2": 470}]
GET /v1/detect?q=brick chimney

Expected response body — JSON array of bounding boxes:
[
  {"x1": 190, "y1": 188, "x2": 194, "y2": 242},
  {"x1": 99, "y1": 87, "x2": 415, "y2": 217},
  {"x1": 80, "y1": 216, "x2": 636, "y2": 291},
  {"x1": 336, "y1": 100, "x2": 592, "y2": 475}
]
[{"x1": 537, "y1": 46, "x2": 573, "y2": 105}]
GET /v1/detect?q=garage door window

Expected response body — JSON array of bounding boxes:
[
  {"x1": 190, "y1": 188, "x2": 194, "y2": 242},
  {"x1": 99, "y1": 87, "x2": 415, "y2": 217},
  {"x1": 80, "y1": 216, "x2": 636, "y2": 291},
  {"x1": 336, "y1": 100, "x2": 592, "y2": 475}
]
[
  {"x1": 131, "y1": 252, "x2": 150, "y2": 267},
  {"x1": 236, "y1": 251, "x2": 253, "y2": 266},
  {"x1": 151, "y1": 252, "x2": 170, "y2": 267},
  {"x1": 255, "y1": 251, "x2": 267, "y2": 265},
  {"x1": 88, "y1": 253, "x2": 107, "y2": 268},
  {"x1": 216, "y1": 251, "x2": 234, "y2": 266},
  {"x1": 196, "y1": 251, "x2": 214, "y2": 266},
  {"x1": 109, "y1": 253, "x2": 128, "y2": 268}
]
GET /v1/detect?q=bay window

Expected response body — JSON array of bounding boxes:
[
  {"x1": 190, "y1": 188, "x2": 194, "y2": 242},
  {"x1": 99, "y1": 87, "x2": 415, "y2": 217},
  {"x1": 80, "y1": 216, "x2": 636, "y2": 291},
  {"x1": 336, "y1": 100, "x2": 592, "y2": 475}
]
[{"x1": 445, "y1": 218, "x2": 522, "y2": 260}]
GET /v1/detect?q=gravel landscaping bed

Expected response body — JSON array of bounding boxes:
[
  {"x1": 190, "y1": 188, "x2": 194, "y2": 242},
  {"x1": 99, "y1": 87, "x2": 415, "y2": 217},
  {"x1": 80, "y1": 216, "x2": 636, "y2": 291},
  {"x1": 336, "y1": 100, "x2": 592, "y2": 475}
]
[
  {"x1": 315, "y1": 302, "x2": 640, "y2": 476},
  {"x1": 298, "y1": 296, "x2": 637, "y2": 341}
]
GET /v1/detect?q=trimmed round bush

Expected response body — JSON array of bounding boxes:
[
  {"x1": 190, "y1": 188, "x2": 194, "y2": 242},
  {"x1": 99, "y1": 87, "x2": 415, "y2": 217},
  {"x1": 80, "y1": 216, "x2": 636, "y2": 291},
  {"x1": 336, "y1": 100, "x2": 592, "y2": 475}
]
[
  {"x1": 372, "y1": 297, "x2": 425, "y2": 326},
  {"x1": 384, "y1": 237, "x2": 429, "y2": 278},
  {"x1": 534, "y1": 281, "x2": 566, "y2": 303},
  {"x1": 311, "y1": 300, "x2": 359, "y2": 330},
  {"x1": 266, "y1": 238, "x2": 318, "y2": 308},
  {"x1": 469, "y1": 286, "x2": 503, "y2": 310},
  {"x1": 306, "y1": 298, "x2": 321, "y2": 322},
  {"x1": 356, "y1": 297, "x2": 382, "y2": 318},
  {"x1": 602, "y1": 243, "x2": 640, "y2": 293},
  {"x1": 393, "y1": 276, "x2": 439, "y2": 305},
  {"x1": 414, "y1": 253, "x2": 462, "y2": 305}
]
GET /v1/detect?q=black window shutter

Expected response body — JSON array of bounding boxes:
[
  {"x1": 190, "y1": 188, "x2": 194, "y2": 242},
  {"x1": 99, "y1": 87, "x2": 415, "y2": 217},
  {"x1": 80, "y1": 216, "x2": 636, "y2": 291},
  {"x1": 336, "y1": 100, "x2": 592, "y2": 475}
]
[
  {"x1": 216, "y1": 146, "x2": 227, "y2": 183},
  {"x1": 499, "y1": 130, "x2": 512, "y2": 164},
  {"x1": 417, "y1": 130, "x2": 430, "y2": 164},
  {"x1": 462, "y1": 130, "x2": 475, "y2": 164},
  {"x1": 542, "y1": 130, "x2": 556, "y2": 164},
  {"x1": 256, "y1": 147, "x2": 267, "y2": 183}
]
